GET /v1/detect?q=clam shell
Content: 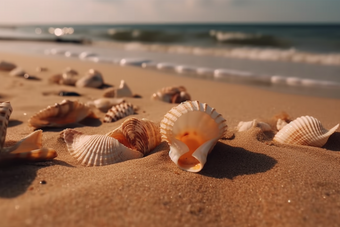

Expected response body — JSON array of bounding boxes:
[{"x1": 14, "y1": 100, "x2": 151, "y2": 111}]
[
  {"x1": 9, "y1": 67, "x2": 25, "y2": 77},
  {"x1": 273, "y1": 116, "x2": 339, "y2": 147},
  {"x1": 237, "y1": 119, "x2": 272, "y2": 132},
  {"x1": 151, "y1": 86, "x2": 190, "y2": 103},
  {"x1": 28, "y1": 100, "x2": 95, "y2": 128},
  {"x1": 103, "y1": 102, "x2": 135, "y2": 123},
  {"x1": 76, "y1": 69, "x2": 104, "y2": 88},
  {"x1": 0, "y1": 61, "x2": 16, "y2": 71},
  {"x1": 115, "y1": 80, "x2": 133, "y2": 98},
  {"x1": 62, "y1": 129, "x2": 143, "y2": 166},
  {"x1": 106, "y1": 118, "x2": 161, "y2": 155},
  {"x1": 160, "y1": 100, "x2": 227, "y2": 172},
  {"x1": 0, "y1": 101, "x2": 13, "y2": 150},
  {"x1": 87, "y1": 98, "x2": 125, "y2": 112}
]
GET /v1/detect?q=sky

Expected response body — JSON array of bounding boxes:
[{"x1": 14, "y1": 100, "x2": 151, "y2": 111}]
[{"x1": 0, "y1": 0, "x2": 340, "y2": 24}]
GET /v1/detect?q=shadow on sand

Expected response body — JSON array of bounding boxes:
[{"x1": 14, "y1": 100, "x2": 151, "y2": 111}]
[
  {"x1": 200, "y1": 142, "x2": 277, "y2": 179},
  {"x1": 0, "y1": 160, "x2": 73, "y2": 198},
  {"x1": 323, "y1": 132, "x2": 340, "y2": 152}
]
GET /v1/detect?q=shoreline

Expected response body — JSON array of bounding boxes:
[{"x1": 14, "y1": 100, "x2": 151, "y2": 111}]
[{"x1": 0, "y1": 51, "x2": 340, "y2": 227}]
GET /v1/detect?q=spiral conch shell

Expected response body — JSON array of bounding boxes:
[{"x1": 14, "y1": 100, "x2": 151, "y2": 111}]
[
  {"x1": 0, "y1": 102, "x2": 57, "y2": 162},
  {"x1": 151, "y1": 86, "x2": 191, "y2": 104},
  {"x1": 273, "y1": 116, "x2": 339, "y2": 147},
  {"x1": 160, "y1": 101, "x2": 227, "y2": 172},
  {"x1": 28, "y1": 100, "x2": 95, "y2": 129},
  {"x1": 62, "y1": 118, "x2": 161, "y2": 166}
]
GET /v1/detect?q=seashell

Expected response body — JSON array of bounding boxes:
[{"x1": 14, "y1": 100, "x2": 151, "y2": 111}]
[
  {"x1": 102, "y1": 87, "x2": 116, "y2": 98},
  {"x1": 0, "y1": 102, "x2": 57, "y2": 162},
  {"x1": 103, "y1": 102, "x2": 136, "y2": 123},
  {"x1": 0, "y1": 61, "x2": 16, "y2": 71},
  {"x1": 49, "y1": 74, "x2": 62, "y2": 84},
  {"x1": 151, "y1": 86, "x2": 190, "y2": 103},
  {"x1": 28, "y1": 100, "x2": 95, "y2": 128},
  {"x1": 273, "y1": 116, "x2": 339, "y2": 147},
  {"x1": 106, "y1": 117, "x2": 161, "y2": 155},
  {"x1": 160, "y1": 100, "x2": 227, "y2": 172},
  {"x1": 9, "y1": 67, "x2": 25, "y2": 77},
  {"x1": 237, "y1": 119, "x2": 272, "y2": 132},
  {"x1": 61, "y1": 129, "x2": 143, "y2": 166},
  {"x1": 63, "y1": 67, "x2": 78, "y2": 75},
  {"x1": 87, "y1": 98, "x2": 125, "y2": 112},
  {"x1": 59, "y1": 72, "x2": 78, "y2": 86},
  {"x1": 76, "y1": 69, "x2": 104, "y2": 88},
  {"x1": 116, "y1": 80, "x2": 133, "y2": 98},
  {"x1": 276, "y1": 118, "x2": 288, "y2": 131}
]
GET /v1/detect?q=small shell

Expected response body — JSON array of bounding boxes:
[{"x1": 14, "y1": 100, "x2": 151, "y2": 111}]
[
  {"x1": 106, "y1": 118, "x2": 161, "y2": 155},
  {"x1": 273, "y1": 116, "x2": 339, "y2": 147},
  {"x1": 151, "y1": 86, "x2": 190, "y2": 103},
  {"x1": 59, "y1": 72, "x2": 78, "y2": 86},
  {"x1": 87, "y1": 98, "x2": 125, "y2": 112},
  {"x1": 49, "y1": 74, "x2": 62, "y2": 84},
  {"x1": 276, "y1": 118, "x2": 288, "y2": 131},
  {"x1": 28, "y1": 100, "x2": 95, "y2": 128},
  {"x1": 76, "y1": 69, "x2": 104, "y2": 88},
  {"x1": 62, "y1": 129, "x2": 143, "y2": 166},
  {"x1": 102, "y1": 87, "x2": 116, "y2": 98},
  {"x1": 116, "y1": 80, "x2": 133, "y2": 98},
  {"x1": 63, "y1": 67, "x2": 78, "y2": 75},
  {"x1": 9, "y1": 67, "x2": 26, "y2": 77},
  {"x1": 103, "y1": 102, "x2": 135, "y2": 123},
  {"x1": 160, "y1": 101, "x2": 227, "y2": 172},
  {"x1": 0, "y1": 61, "x2": 16, "y2": 71},
  {"x1": 0, "y1": 101, "x2": 13, "y2": 150},
  {"x1": 237, "y1": 119, "x2": 272, "y2": 132}
]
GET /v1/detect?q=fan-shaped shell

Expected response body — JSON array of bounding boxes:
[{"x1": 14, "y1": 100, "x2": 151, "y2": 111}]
[
  {"x1": 237, "y1": 119, "x2": 272, "y2": 132},
  {"x1": 160, "y1": 100, "x2": 227, "y2": 172},
  {"x1": 62, "y1": 129, "x2": 143, "y2": 166},
  {"x1": 76, "y1": 69, "x2": 104, "y2": 88},
  {"x1": 116, "y1": 80, "x2": 133, "y2": 98},
  {"x1": 0, "y1": 101, "x2": 12, "y2": 150},
  {"x1": 151, "y1": 86, "x2": 190, "y2": 103},
  {"x1": 106, "y1": 118, "x2": 161, "y2": 155},
  {"x1": 103, "y1": 102, "x2": 135, "y2": 123},
  {"x1": 273, "y1": 116, "x2": 339, "y2": 147},
  {"x1": 28, "y1": 100, "x2": 95, "y2": 128}
]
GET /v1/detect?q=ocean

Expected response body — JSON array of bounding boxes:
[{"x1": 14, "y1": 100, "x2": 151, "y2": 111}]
[{"x1": 1, "y1": 23, "x2": 340, "y2": 98}]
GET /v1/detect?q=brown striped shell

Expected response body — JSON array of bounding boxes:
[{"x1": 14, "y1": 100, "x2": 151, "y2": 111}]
[
  {"x1": 151, "y1": 86, "x2": 191, "y2": 103},
  {"x1": 62, "y1": 129, "x2": 143, "y2": 166},
  {"x1": 106, "y1": 118, "x2": 161, "y2": 155},
  {"x1": 273, "y1": 116, "x2": 339, "y2": 147},
  {"x1": 160, "y1": 100, "x2": 227, "y2": 172},
  {"x1": 28, "y1": 100, "x2": 95, "y2": 128},
  {"x1": 103, "y1": 102, "x2": 135, "y2": 123},
  {"x1": 76, "y1": 69, "x2": 104, "y2": 88}
]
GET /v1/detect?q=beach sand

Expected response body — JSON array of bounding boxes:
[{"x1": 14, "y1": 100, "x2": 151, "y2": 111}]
[{"x1": 0, "y1": 52, "x2": 339, "y2": 227}]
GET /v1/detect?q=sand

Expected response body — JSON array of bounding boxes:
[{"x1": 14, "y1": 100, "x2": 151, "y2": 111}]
[{"x1": 0, "y1": 52, "x2": 340, "y2": 227}]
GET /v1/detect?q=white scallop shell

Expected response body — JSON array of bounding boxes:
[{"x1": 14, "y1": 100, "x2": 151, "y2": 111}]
[
  {"x1": 62, "y1": 129, "x2": 143, "y2": 166},
  {"x1": 160, "y1": 100, "x2": 227, "y2": 172},
  {"x1": 28, "y1": 100, "x2": 95, "y2": 128},
  {"x1": 273, "y1": 116, "x2": 339, "y2": 147},
  {"x1": 103, "y1": 102, "x2": 135, "y2": 123},
  {"x1": 116, "y1": 80, "x2": 133, "y2": 98},
  {"x1": 237, "y1": 119, "x2": 272, "y2": 132},
  {"x1": 76, "y1": 69, "x2": 104, "y2": 88}
]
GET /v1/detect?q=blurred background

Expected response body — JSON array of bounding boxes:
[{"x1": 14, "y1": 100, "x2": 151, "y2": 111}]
[{"x1": 1, "y1": 0, "x2": 340, "y2": 98}]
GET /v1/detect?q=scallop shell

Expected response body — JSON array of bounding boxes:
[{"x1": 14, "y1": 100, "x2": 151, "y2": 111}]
[
  {"x1": 62, "y1": 129, "x2": 143, "y2": 166},
  {"x1": 151, "y1": 86, "x2": 191, "y2": 103},
  {"x1": 9, "y1": 67, "x2": 26, "y2": 77},
  {"x1": 0, "y1": 61, "x2": 16, "y2": 71},
  {"x1": 160, "y1": 100, "x2": 227, "y2": 172},
  {"x1": 273, "y1": 116, "x2": 339, "y2": 147},
  {"x1": 237, "y1": 119, "x2": 272, "y2": 132},
  {"x1": 106, "y1": 118, "x2": 161, "y2": 155},
  {"x1": 103, "y1": 102, "x2": 135, "y2": 123},
  {"x1": 87, "y1": 98, "x2": 125, "y2": 113},
  {"x1": 116, "y1": 80, "x2": 133, "y2": 98},
  {"x1": 76, "y1": 69, "x2": 104, "y2": 88},
  {"x1": 28, "y1": 100, "x2": 95, "y2": 128}
]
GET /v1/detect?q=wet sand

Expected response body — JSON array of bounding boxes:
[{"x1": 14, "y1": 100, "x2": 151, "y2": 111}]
[{"x1": 0, "y1": 52, "x2": 340, "y2": 227}]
